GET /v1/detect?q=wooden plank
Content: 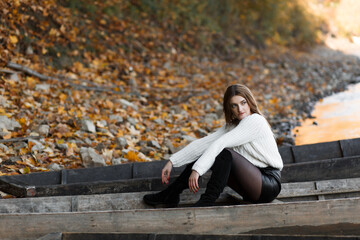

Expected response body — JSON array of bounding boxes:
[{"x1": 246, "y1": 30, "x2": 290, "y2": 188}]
[
  {"x1": 1, "y1": 155, "x2": 360, "y2": 197},
  {"x1": 281, "y1": 155, "x2": 360, "y2": 182},
  {"x1": 0, "y1": 171, "x2": 61, "y2": 186},
  {"x1": 1, "y1": 197, "x2": 360, "y2": 240},
  {"x1": 278, "y1": 146, "x2": 294, "y2": 164},
  {"x1": 65, "y1": 164, "x2": 133, "y2": 184},
  {"x1": 291, "y1": 141, "x2": 343, "y2": 163},
  {"x1": 340, "y1": 138, "x2": 360, "y2": 157},
  {"x1": 133, "y1": 161, "x2": 186, "y2": 179},
  {"x1": 1, "y1": 140, "x2": 360, "y2": 198},
  {"x1": 1, "y1": 178, "x2": 360, "y2": 214},
  {"x1": 56, "y1": 232, "x2": 360, "y2": 240}
]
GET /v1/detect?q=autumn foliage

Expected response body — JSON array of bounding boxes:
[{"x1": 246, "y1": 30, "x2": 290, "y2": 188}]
[{"x1": 0, "y1": 0, "x2": 359, "y2": 177}]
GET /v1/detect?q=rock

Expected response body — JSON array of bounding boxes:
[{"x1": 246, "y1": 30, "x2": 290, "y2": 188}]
[
  {"x1": 140, "y1": 146, "x2": 155, "y2": 155},
  {"x1": 0, "y1": 143, "x2": 8, "y2": 152},
  {"x1": 112, "y1": 158, "x2": 128, "y2": 165},
  {"x1": 10, "y1": 73, "x2": 19, "y2": 82},
  {"x1": 95, "y1": 142, "x2": 107, "y2": 152},
  {"x1": 0, "y1": 96, "x2": 9, "y2": 108},
  {"x1": 181, "y1": 135, "x2": 197, "y2": 142},
  {"x1": 37, "y1": 125, "x2": 50, "y2": 136},
  {"x1": 0, "y1": 131, "x2": 10, "y2": 139},
  {"x1": 56, "y1": 143, "x2": 68, "y2": 151},
  {"x1": 26, "y1": 45, "x2": 34, "y2": 55},
  {"x1": 215, "y1": 104, "x2": 223, "y2": 118},
  {"x1": 164, "y1": 139, "x2": 176, "y2": 154},
  {"x1": 79, "y1": 147, "x2": 106, "y2": 168},
  {"x1": 127, "y1": 117, "x2": 137, "y2": 126},
  {"x1": 29, "y1": 139, "x2": 45, "y2": 152},
  {"x1": 147, "y1": 140, "x2": 161, "y2": 149},
  {"x1": 195, "y1": 128, "x2": 208, "y2": 138},
  {"x1": 13, "y1": 142, "x2": 27, "y2": 150},
  {"x1": 0, "y1": 115, "x2": 21, "y2": 131},
  {"x1": 80, "y1": 119, "x2": 96, "y2": 133},
  {"x1": 109, "y1": 115, "x2": 123, "y2": 124},
  {"x1": 204, "y1": 113, "x2": 218, "y2": 125},
  {"x1": 8, "y1": 156, "x2": 21, "y2": 163},
  {"x1": 170, "y1": 105, "x2": 182, "y2": 114},
  {"x1": 192, "y1": 73, "x2": 205, "y2": 81},
  {"x1": 115, "y1": 137, "x2": 127, "y2": 148},
  {"x1": 108, "y1": 124, "x2": 119, "y2": 135},
  {"x1": 35, "y1": 84, "x2": 51, "y2": 92},
  {"x1": 96, "y1": 120, "x2": 107, "y2": 128},
  {"x1": 117, "y1": 99, "x2": 138, "y2": 110},
  {"x1": 84, "y1": 138, "x2": 93, "y2": 145},
  {"x1": 153, "y1": 118, "x2": 164, "y2": 125},
  {"x1": 47, "y1": 163, "x2": 63, "y2": 171}
]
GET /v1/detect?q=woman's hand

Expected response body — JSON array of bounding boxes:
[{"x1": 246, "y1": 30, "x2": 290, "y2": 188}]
[
  {"x1": 189, "y1": 170, "x2": 200, "y2": 193},
  {"x1": 161, "y1": 160, "x2": 173, "y2": 184}
]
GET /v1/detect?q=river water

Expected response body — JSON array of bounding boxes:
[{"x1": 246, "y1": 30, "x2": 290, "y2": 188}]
[{"x1": 292, "y1": 82, "x2": 360, "y2": 145}]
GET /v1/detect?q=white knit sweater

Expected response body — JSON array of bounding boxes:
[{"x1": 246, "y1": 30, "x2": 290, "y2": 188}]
[{"x1": 169, "y1": 113, "x2": 283, "y2": 176}]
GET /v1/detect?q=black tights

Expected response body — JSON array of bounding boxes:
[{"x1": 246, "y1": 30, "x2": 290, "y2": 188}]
[{"x1": 224, "y1": 148, "x2": 262, "y2": 202}]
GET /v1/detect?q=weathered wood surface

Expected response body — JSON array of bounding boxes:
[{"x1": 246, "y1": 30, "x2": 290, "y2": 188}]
[
  {"x1": 1, "y1": 177, "x2": 359, "y2": 214},
  {"x1": 0, "y1": 138, "x2": 359, "y2": 197},
  {"x1": 39, "y1": 232, "x2": 360, "y2": 240},
  {"x1": 278, "y1": 137, "x2": 360, "y2": 164},
  {"x1": 2, "y1": 155, "x2": 360, "y2": 198},
  {"x1": 1, "y1": 197, "x2": 360, "y2": 240}
]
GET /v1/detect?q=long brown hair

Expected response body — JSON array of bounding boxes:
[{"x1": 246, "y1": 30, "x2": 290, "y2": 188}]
[{"x1": 223, "y1": 84, "x2": 262, "y2": 126}]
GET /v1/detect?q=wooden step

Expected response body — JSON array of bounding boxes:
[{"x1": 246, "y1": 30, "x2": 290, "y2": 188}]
[
  {"x1": 1, "y1": 197, "x2": 360, "y2": 240},
  {"x1": 279, "y1": 137, "x2": 360, "y2": 164},
  {"x1": 1, "y1": 155, "x2": 360, "y2": 198},
  {"x1": 37, "y1": 232, "x2": 360, "y2": 240},
  {"x1": 1, "y1": 177, "x2": 359, "y2": 213}
]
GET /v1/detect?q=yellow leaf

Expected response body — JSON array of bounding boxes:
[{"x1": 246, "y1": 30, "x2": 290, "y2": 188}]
[
  {"x1": 124, "y1": 151, "x2": 140, "y2": 161},
  {"x1": 58, "y1": 106, "x2": 66, "y2": 115},
  {"x1": 19, "y1": 166, "x2": 31, "y2": 174},
  {"x1": 19, "y1": 147, "x2": 29, "y2": 155},
  {"x1": 2, "y1": 132, "x2": 11, "y2": 140},
  {"x1": 59, "y1": 93, "x2": 67, "y2": 103},
  {"x1": 9, "y1": 35, "x2": 18, "y2": 45},
  {"x1": 26, "y1": 76, "x2": 37, "y2": 88}
]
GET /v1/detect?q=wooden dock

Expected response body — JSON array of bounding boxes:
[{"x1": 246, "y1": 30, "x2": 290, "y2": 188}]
[{"x1": 0, "y1": 138, "x2": 359, "y2": 239}]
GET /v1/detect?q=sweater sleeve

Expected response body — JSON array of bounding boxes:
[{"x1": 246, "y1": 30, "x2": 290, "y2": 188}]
[
  {"x1": 169, "y1": 125, "x2": 227, "y2": 167},
  {"x1": 192, "y1": 114, "x2": 265, "y2": 176}
]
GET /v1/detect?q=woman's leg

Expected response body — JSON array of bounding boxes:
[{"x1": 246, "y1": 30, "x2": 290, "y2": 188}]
[
  {"x1": 225, "y1": 148, "x2": 262, "y2": 202},
  {"x1": 194, "y1": 149, "x2": 233, "y2": 207},
  {"x1": 143, "y1": 162, "x2": 194, "y2": 207}
]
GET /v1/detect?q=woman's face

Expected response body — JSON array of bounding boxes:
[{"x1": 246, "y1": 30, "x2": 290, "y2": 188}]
[{"x1": 229, "y1": 95, "x2": 251, "y2": 121}]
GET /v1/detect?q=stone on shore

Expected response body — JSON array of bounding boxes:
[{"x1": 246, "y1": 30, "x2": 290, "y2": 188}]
[
  {"x1": 0, "y1": 116, "x2": 21, "y2": 131},
  {"x1": 79, "y1": 147, "x2": 106, "y2": 168}
]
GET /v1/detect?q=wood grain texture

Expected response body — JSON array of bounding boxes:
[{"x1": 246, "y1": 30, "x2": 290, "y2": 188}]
[{"x1": 1, "y1": 197, "x2": 360, "y2": 240}]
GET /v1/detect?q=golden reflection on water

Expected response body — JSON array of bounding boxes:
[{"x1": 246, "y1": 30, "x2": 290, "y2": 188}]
[{"x1": 293, "y1": 83, "x2": 360, "y2": 145}]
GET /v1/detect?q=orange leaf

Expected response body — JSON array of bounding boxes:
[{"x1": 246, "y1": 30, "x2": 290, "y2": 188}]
[{"x1": 124, "y1": 151, "x2": 140, "y2": 162}]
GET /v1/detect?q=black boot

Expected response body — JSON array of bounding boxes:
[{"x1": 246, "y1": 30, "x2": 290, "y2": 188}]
[
  {"x1": 194, "y1": 149, "x2": 232, "y2": 207},
  {"x1": 143, "y1": 162, "x2": 194, "y2": 207}
]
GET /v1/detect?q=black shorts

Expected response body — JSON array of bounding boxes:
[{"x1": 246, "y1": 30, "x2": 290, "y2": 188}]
[{"x1": 256, "y1": 167, "x2": 281, "y2": 203}]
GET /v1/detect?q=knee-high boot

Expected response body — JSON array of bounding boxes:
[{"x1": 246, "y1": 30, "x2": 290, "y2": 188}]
[
  {"x1": 194, "y1": 149, "x2": 232, "y2": 207},
  {"x1": 143, "y1": 162, "x2": 194, "y2": 207}
]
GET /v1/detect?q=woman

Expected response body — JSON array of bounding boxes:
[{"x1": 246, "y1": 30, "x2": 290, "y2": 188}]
[{"x1": 143, "y1": 84, "x2": 283, "y2": 207}]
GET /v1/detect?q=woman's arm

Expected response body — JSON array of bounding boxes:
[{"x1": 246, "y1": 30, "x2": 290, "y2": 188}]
[
  {"x1": 192, "y1": 114, "x2": 266, "y2": 176},
  {"x1": 169, "y1": 125, "x2": 227, "y2": 167}
]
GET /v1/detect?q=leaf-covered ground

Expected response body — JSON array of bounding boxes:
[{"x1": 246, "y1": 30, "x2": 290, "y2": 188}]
[{"x1": 1, "y1": 0, "x2": 360, "y2": 177}]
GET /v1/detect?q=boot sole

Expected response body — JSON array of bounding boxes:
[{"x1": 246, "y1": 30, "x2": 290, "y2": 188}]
[{"x1": 143, "y1": 196, "x2": 179, "y2": 208}]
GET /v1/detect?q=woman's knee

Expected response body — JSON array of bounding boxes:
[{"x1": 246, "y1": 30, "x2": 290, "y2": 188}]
[{"x1": 213, "y1": 149, "x2": 233, "y2": 167}]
